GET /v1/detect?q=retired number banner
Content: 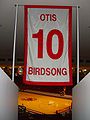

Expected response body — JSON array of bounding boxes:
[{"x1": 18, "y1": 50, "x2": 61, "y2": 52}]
[{"x1": 23, "y1": 5, "x2": 72, "y2": 86}]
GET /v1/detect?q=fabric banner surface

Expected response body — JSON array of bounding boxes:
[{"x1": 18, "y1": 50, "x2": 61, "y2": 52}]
[{"x1": 23, "y1": 5, "x2": 72, "y2": 86}]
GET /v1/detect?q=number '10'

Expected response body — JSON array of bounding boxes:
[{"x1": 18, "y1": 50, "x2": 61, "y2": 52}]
[{"x1": 32, "y1": 29, "x2": 64, "y2": 59}]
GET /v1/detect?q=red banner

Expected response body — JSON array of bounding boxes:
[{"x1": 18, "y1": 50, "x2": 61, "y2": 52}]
[{"x1": 23, "y1": 5, "x2": 72, "y2": 86}]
